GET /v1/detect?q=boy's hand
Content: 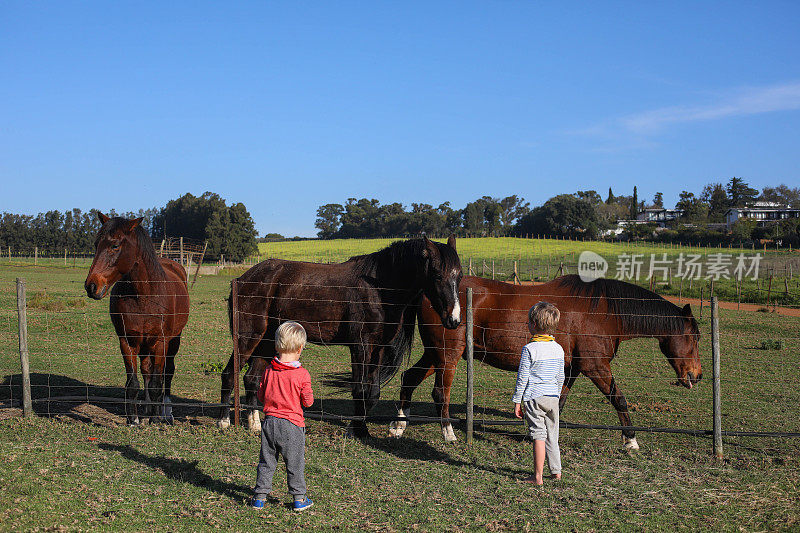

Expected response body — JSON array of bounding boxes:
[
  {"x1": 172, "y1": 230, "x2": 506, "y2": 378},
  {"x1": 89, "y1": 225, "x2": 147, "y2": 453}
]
[{"x1": 514, "y1": 403, "x2": 523, "y2": 419}]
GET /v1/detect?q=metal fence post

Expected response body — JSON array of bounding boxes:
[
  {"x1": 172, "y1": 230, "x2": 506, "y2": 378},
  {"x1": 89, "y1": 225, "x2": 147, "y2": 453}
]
[
  {"x1": 711, "y1": 296, "x2": 723, "y2": 459},
  {"x1": 16, "y1": 278, "x2": 33, "y2": 418},
  {"x1": 465, "y1": 288, "x2": 474, "y2": 445},
  {"x1": 231, "y1": 278, "x2": 241, "y2": 428}
]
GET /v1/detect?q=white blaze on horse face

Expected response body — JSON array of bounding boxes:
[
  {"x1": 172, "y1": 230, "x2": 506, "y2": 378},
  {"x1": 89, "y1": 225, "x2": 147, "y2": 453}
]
[{"x1": 449, "y1": 273, "x2": 461, "y2": 323}]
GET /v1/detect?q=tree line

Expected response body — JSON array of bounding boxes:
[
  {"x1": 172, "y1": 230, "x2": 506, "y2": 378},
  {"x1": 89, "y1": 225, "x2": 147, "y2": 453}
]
[
  {"x1": 315, "y1": 177, "x2": 800, "y2": 245},
  {"x1": 0, "y1": 192, "x2": 258, "y2": 262}
]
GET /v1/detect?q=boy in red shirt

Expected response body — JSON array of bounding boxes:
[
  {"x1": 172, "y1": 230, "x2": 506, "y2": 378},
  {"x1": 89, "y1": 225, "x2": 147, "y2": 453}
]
[{"x1": 250, "y1": 321, "x2": 315, "y2": 512}]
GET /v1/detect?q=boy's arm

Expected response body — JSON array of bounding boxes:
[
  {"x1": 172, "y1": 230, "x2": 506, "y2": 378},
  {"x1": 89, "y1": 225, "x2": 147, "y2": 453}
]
[
  {"x1": 300, "y1": 370, "x2": 314, "y2": 408},
  {"x1": 257, "y1": 367, "x2": 268, "y2": 405},
  {"x1": 511, "y1": 346, "x2": 532, "y2": 404}
]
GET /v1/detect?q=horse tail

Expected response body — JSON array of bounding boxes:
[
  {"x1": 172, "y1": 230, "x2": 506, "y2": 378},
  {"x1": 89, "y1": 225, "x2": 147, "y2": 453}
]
[{"x1": 379, "y1": 295, "x2": 420, "y2": 385}]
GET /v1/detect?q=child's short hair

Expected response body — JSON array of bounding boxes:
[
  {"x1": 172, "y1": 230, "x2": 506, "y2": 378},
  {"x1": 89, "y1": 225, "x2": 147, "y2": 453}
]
[
  {"x1": 275, "y1": 321, "x2": 307, "y2": 353},
  {"x1": 528, "y1": 302, "x2": 560, "y2": 334}
]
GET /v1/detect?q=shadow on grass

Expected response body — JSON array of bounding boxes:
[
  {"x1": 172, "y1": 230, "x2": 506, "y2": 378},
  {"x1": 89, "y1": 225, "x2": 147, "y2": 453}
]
[
  {"x1": 97, "y1": 442, "x2": 252, "y2": 502},
  {"x1": 0, "y1": 373, "x2": 218, "y2": 424}
]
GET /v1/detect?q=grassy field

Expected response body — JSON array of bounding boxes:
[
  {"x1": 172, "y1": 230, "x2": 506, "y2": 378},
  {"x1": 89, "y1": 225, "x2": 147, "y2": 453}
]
[
  {"x1": 1, "y1": 259, "x2": 799, "y2": 531},
  {"x1": 259, "y1": 237, "x2": 800, "y2": 307}
]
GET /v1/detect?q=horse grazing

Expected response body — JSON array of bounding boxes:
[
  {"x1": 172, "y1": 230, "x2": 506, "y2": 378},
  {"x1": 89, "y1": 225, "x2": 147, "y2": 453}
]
[
  {"x1": 218, "y1": 236, "x2": 463, "y2": 438},
  {"x1": 85, "y1": 213, "x2": 190, "y2": 425},
  {"x1": 389, "y1": 275, "x2": 701, "y2": 449}
]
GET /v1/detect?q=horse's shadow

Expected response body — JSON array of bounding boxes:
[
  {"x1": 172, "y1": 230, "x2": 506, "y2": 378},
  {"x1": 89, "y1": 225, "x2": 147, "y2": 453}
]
[
  {"x1": 97, "y1": 442, "x2": 252, "y2": 502},
  {"x1": 0, "y1": 373, "x2": 214, "y2": 425}
]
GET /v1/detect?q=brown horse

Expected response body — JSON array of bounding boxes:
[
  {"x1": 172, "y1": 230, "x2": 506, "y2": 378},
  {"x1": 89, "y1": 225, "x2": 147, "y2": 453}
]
[
  {"x1": 85, "y1": 213, "x2": 190, "y2": 424},
  {"x1": 389, "y1": 275, "x2": 701, "y2": 449},
  {"x1": 218, "y1": 236, "x2": 462, "y2": 438}
]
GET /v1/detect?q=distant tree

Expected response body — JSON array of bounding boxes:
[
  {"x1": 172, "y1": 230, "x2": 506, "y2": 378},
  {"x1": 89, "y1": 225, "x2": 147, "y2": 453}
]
[
  {"x1": 726, "y1": 177, "x2": 759, "y2": 207},
  {"x1": 676, "y1": 191, "x2": 709, "y2": 222},
  {"x1": 513, "y1": 194, "x2": 599, "y2": 239},
  {"x1": 575, "y1": 190, "x2": 602, "y2": 205},
  {"x1": 606, "y1": 187, "x2": 615, "y2": 204},
  {"x1": 630, "y1": 186, "x2": 639, "y2": 219},
  {"x1": 701, "y1": 183, "x2": 729, "y2": 222},
  {"x1": 760, "y1": 184, "x2": 800, "y2": 208},
  {"x1": 315, "y1": 203, "x2": 344, "y2": 239},
  {"x1": 498, "y1": 195, "x2": 530, "y2": 230},
  {"x1": 653, "y1": 192, "x2": 664, "y2": 208}
]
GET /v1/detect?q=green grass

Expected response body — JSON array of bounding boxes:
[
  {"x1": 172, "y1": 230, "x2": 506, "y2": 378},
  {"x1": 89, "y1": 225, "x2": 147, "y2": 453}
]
[
  {"x1": 255, "y1": 237, "x2": 800, "y2": 307},
  {"x1": 1, "y1": 259, "x2": 799, "y2": 530}
]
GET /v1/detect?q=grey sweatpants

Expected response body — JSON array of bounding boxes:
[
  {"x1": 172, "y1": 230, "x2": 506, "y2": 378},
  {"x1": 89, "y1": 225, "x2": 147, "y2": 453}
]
[
  {"x1": 254, "y1": 415, "x2": 307, "y2": 499},
  {"x1": 524, "y1": 396, "x2": 562, "y2": 475}
]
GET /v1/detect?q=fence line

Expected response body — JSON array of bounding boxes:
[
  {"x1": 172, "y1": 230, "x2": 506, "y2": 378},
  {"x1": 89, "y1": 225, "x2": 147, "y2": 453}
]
[{"x1": 3, "y1": 273, "x2": 800, "y2": 456}]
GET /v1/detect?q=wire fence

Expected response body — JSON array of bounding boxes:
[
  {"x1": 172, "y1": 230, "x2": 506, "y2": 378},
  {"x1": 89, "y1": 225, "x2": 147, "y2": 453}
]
[{"x1": 2, "y1": 261, "x2": 799, "y2": 460}]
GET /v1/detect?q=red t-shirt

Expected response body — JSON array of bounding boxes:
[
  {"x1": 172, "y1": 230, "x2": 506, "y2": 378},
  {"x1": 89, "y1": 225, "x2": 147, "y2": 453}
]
[{"x1": 257, "y1": 358, "x2": 314, "y2": 427}]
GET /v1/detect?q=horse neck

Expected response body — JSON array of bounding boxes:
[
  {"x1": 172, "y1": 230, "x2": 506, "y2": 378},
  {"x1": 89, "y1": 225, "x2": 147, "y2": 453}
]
[
  {"x1": 360, "y1": 252, "x2": 423, "y2": 305},
  {"x1": 125, "y1": 246, "x2": 168, "y2": 297}
]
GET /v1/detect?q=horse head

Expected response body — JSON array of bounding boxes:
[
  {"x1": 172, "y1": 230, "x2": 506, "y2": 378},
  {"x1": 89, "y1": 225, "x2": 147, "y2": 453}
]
[
  {"x1": 420, "y1": 235, "x2": 463, "y2": 329},
  {"x1": 85, "y1": 212, "x2": 144, "y2": 300},
  {"x1": 660, "y1": 304, "x2": 702, "y2": 389}
]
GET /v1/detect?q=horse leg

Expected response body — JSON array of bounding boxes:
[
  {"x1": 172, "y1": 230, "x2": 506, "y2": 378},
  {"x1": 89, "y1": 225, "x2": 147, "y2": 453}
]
[
  {"x1": 139, "y1": 354, "x2": 154, "y2": 423},
  {"x1": 162, "y1": 336, "x2": 180, "y2": 424},
  {"x1": 243, "y1": 356, "x2": 268, "y2": 433},
  {"x1": 217, "y1": 353, "x2": 235, "y2": 428},
  {"x1": 349, "y1": 345, "x2": 381, "y2": 439},
  {"x1": 218, "y1": 313, "x2": 268, "y2": 428},
  {"x1": 389, "y1": 349, "x2": 437, "y2": 438},
  {"x1": 584, "y1": 366, "x2": 638, "y2": 450},
  {"x1": 432, "y1": 362, "x2": 459, "y2": 442},
  {"x1": 148, "y1": 340, "x2": 168, "y2": 424},
  {"x1": 558, "y1": 361, "x2": 581, "y2": 411},
  {"x1": 120, "y1": 339, "x2": 140, "y2": 425}
]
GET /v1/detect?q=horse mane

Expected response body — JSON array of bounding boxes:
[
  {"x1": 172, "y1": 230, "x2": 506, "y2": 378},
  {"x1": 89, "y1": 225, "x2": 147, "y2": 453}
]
[
  {"x1": 348, "y1": 238, "x2": 461, "y2": 384},
  {"x1": 99, "y1": 218, "x2": 166, "y2": 279},
  {"x1": 556, "y1": 274, "x2": 698, "y2": 336}
]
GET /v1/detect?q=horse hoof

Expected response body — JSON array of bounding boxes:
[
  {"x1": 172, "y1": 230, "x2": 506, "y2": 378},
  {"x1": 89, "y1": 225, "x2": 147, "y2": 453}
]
[
  {"x1": 217, "y1": 418, "x2": 231, "y2": 429},
  {"x1": 442, "y1": 423, "x2": 458, "y2": 443},
  {"x1": 127, "y1": 417, "x2": 140, "y2": 426},
  {"x1": 623, "y1": 437, "x2": 640, "y2": 451}
]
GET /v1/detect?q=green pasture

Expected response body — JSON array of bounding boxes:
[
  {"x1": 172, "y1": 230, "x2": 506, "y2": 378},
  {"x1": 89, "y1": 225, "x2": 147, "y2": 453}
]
[
  {"x1": 1, "y1": 262, "x2": 799, "y2": 530},
  {"x1": 258, "y1": 237, "x2": 800, "y2": 307}
]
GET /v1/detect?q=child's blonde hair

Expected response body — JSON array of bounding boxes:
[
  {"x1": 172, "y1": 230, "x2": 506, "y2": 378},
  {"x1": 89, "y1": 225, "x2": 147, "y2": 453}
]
[
  {"x1": 275, "y1": 321, "x2": 307, "y2": 353},
  {"x1": 528, "y1": 302, "x2": 560, "y2": 334}
]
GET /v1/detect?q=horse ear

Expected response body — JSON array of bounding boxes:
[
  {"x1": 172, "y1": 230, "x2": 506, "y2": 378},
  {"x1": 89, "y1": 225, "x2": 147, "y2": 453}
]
[
  {"x1": 127, "y1": 217, "x2": 143, "y2": 231},
  {"x1": 98, "y1": 212, "x2": 110, "y2": 224},
  {"x1": 447, "y1": 234, "x2": 457, "y2": 252},
  {"x1": 681, "y1": 304, "x2": 693, "y2": 316}
]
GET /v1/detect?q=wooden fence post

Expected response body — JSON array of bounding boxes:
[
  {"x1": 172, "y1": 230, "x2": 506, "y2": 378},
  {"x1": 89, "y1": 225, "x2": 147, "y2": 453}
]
[
  {"x1": 179, "y1": 237, "x2": 184, "y2": 267},
  {"x1": 465, "y1": 288, "x2": 474, "y2": 445},
  {"x1": 34, "y1": 247, "x2": 38, "y2": 266},
  {"x1": 231, "y1": 278, "x2": 241, "y2": 428},
  {"x1": 191, "y1": 241, "x2": 208, "y2": 289},
  {"x1": 16, "y1": 278, "x2": 33, "y2": 418},
  {"x1": 711, "y1": 296, "x2": 723, "y2": 459}
]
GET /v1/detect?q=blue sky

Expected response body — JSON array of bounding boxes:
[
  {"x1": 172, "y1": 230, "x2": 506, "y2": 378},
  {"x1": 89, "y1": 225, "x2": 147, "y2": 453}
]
[{"x1": 2, "y1": 2, "x2": 799, "y2": 237}]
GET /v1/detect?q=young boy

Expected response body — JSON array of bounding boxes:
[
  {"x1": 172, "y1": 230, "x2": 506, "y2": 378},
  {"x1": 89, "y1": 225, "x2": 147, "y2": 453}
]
[
  {"x1": 512, "y1": 302, "x2": 565, "y2": 485},
  {"x1": 250, "y1": 321, "x2": 315, "y2": 511}
]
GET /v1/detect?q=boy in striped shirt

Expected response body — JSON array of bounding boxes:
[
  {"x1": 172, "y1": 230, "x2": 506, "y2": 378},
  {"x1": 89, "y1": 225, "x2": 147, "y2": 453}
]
[{"x1": 513, "y1": 302, "x2": 565, "y2": 485}]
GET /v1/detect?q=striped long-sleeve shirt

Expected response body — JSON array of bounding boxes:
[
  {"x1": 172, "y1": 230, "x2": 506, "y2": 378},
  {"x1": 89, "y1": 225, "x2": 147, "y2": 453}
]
[{"x1": 512, "y1": 339, "x2": 565, "y2": 403}]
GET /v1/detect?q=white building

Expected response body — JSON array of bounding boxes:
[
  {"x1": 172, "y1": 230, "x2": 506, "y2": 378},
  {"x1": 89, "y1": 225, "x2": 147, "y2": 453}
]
[
  {"x1": 725, "y1": 202, "x2": 800, "y2": 229},
  {"x1": 636, "y1": 208, "x2": 683, "y2": 226}
]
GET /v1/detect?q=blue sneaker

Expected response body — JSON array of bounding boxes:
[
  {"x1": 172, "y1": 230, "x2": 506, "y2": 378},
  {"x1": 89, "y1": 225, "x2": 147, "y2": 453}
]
[
  {"x1": 250, "y1": 497, "x2": 266, "y2": 510},
  {"x1": 292, "y1": 498, "x2": 314, "y2": 512}
]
